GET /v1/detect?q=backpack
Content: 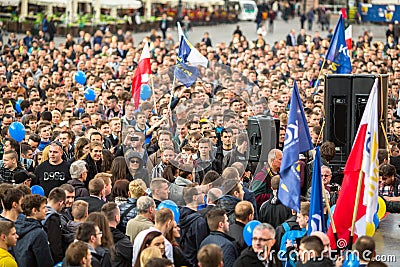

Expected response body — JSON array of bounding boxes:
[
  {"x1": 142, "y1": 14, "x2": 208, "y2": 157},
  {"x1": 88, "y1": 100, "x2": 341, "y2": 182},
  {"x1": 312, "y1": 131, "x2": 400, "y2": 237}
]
[
  {"x1": 279, "y1": 223, "x2": 307, "y2": 267},
  {"x1": 45, "y1": 211, "x2": 75, "y2": 251}
]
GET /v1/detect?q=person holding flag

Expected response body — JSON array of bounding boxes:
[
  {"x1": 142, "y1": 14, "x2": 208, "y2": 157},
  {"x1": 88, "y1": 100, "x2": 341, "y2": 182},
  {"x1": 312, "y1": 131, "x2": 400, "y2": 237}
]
[
  {"x1": 278, "y1": 81, "x2": 314, "y2": 213},
  {"x1": 327, "y1": 79, "x2": 379, "y2": 249}
]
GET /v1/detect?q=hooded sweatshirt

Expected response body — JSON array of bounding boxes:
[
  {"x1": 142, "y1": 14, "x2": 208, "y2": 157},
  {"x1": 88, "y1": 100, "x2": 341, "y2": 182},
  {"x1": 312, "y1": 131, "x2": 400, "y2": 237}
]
[
  {"x1": 178, "y1": 207, "x2": 209, "y2": 267},
  {"x1": 14, "y1": 216, "x2": 54, "y2": 267}
]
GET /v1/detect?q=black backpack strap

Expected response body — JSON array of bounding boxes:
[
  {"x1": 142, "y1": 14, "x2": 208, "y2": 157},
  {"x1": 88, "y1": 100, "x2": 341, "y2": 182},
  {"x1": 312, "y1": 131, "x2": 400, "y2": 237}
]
[{"x1": 120, "y1": 203, "x2": 136, "y2": 221}]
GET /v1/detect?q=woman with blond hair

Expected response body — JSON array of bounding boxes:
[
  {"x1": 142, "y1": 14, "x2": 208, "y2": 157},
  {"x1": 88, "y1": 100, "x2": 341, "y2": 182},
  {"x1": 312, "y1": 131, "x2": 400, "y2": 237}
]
[
  {"x1": 117, "y1": 179, "x2": 147, "y2": 233},
  {"x1": 140, "y1": 247, "x2": 162, "y2": 267}
]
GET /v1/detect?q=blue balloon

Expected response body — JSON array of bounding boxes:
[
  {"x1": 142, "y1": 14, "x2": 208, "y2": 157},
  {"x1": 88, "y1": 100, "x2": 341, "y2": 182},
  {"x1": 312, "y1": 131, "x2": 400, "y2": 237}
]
[
  {"x1": 15, "y1": 99, "x2": 22, "y2": 113},
  {"x1": 75, "y1": 70, "x2": 86, "y2": 85},
  {"x1": 9, "y1": 122, "x2": 26, "y2": 142},
  {"x1": 157, "y1": 200, "x2": 180, "y2": 224},
  {"x1": 31, "y1": 185, "x2": 45, "y2": 196},
  {"x1": 243, "y1": 220, "x2": 261, "y2": 246},
  {"x1": 140, "y1": 84, "x2": 151, "y2": 100},
  {"x1": 84, "y1": 88, "x2": 96, "y2": 101},
  {"x1": 343, "y1": 252, "x2": 360, "y2": 267},
  {"x1": 327, "y1": 204, "x2": 336, "y2": 229},
  {"x1": 373, "y1": 213, "x2": 379, "y2": 228}
]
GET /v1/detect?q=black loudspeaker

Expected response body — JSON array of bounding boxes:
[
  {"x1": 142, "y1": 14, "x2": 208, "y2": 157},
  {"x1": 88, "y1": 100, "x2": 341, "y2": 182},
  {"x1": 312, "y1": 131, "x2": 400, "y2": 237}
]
[
  {"x1": 324, "y1": 74, "x2": 388, "y2": 164},
  {"x1": 247, "y1": 116, "x2": 278, "y2": 163}
]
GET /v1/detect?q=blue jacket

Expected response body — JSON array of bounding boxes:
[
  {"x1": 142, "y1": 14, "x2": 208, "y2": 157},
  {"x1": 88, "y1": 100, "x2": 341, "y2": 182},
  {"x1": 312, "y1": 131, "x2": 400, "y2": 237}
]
[
  {"x1": 178, "y1": 207, "x2": 209, "y2": 267},
  {"x1": 200, "y1": 231, "x2": 238, "y2": 267},
  {"x1": 15, "y1": 216, "x2": 54, "y2": 267}
]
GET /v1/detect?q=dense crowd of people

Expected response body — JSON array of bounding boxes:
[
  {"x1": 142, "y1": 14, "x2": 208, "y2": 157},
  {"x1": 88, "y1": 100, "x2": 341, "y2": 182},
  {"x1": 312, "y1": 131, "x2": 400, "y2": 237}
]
[{"x1": 0, "y1": 11, "x2": 398, "y2": 267}]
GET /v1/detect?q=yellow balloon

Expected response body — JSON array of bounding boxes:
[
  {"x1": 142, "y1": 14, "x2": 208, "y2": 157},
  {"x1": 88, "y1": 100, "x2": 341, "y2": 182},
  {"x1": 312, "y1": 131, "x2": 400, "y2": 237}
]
[
  {"x1": 366, "y1": 222, "x2": 376, "y2": 236},
  {"x1": 377, "y1": 197, "x2": 387, "y2": 220}
]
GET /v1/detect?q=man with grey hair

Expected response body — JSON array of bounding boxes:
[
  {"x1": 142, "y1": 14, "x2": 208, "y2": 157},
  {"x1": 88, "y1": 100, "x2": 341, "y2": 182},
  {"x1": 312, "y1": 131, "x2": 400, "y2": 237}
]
[
  {"x1": 125, "y1": 196, "x2": 155, "y2": 242},
  {"x1": 251, "y1": 149, "x2": 282, "y2": 208},
  {"x1": 233, "y1": 223, "x2": 282, "y2": 267},
  {"x1": 67, "y1": 160, "x2": 89, "y2": 198}
]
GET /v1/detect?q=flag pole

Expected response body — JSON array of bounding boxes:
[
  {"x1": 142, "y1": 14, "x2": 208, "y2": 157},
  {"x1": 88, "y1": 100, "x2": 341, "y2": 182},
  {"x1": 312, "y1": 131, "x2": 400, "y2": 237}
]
[
  {"x1": 315, "y1": 120, "x2": 325, "y2": 147},
  {"x1": 322, "y1": 183, "x2": 339, "y2": 250},
  {"x1": 348, "y1": 169, "x2": 364, "y2": 249},
  {"x1": 312, "y1": 58, "x2": 327, "y2": 94},
  {"x1": 150, "y1": 75, "x2": 157, "y2": 114},
  {"x1": 379, "y1": 75, "x2": 390, "y2": 153},
  {"x1": 169, "y1": 75, "x2": 176, "y2": 110}
]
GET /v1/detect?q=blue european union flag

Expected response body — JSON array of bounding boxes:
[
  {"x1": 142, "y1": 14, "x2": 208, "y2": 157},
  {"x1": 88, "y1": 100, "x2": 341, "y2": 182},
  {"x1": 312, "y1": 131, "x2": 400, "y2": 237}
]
[
  {"x1": 174, "y1": 62, "x2": 199, "y2": 87},
  {"x1": 174, "y1": 36, "x2": 201, "y2": 87},
  {"x1": 278, "y1": 82, "x2": 313, "y2": 212},
  {"x1": 177, "y1": 36, "x2": 191, "y2": 63},
  {"x1": 325, "y1": 15, "x2": 352, "y2": 74},
  {"x1": 308, "y1": 146, "x2": 326, "y2": 235}
]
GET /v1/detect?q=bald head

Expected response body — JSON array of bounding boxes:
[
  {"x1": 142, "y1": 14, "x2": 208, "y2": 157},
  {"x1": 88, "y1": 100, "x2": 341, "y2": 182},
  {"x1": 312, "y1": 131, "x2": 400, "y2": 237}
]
[{"x1": 310, "y1": 231, "x2": 330, "y2": 251}]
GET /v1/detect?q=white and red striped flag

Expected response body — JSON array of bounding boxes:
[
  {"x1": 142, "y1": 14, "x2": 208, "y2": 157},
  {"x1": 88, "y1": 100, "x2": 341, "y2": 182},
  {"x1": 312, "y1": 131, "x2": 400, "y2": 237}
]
[
  {"x1": 131, "y1": 42, "x2": 151, "y2": 109},
  {"x1": 327, "y1": 79, "x2": 379, "y2": 249},
  {"x1": 345, "y1": 25, "x2": 352, "y2": 50}
]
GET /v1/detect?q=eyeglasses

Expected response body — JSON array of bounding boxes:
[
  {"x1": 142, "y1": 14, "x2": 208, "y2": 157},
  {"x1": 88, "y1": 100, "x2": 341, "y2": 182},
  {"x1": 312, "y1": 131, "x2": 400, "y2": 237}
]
[
  {"x1": 252, "y1": 237, "x2": 273, "y2": 242},
  {"x1": 96, "y1": 231, "x2": 103, "y2": 236},
  {"x1": 321, "y1": 174, "x2": 331, "y2": 177},
  {"x1": 130, "y1": 159, "x2": 140, "y2": 164},
  {"x1": 210, "y1": 136, "x2": 217, "y2": 139}
]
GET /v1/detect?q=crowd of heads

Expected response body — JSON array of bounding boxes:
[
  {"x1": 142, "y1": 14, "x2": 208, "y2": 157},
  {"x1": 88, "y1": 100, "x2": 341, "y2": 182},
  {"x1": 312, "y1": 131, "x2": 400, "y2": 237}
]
[{"x1": 0, "y1": 14, "x2": 398, "y2": 267}]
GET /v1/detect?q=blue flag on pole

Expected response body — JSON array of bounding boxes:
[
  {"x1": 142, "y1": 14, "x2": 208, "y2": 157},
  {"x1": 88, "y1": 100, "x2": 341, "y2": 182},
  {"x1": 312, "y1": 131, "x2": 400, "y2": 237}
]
[
  {"x1": 174, "y1": 62, "x2": 200, "y2": 87},
  {"x1": 307, "y1": 146, "x2": 326, "y2": 235},
  {"x1": 174, "y1": 32, "x2": 207, "y2": 87},
  {"x1": 278, "y1": 81, "x2": 314, "y2": 212},
  {"x1": 325, "y1": 15, "x2": 352, "y2": 74}
]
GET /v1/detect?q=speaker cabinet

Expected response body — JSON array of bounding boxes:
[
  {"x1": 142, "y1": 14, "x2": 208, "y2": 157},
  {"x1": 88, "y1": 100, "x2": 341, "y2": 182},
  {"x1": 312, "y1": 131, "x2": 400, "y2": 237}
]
[
  {"x1": 324, "y1": 74, "x2": 388, "y2": 164},
  {"x1": 247, "y1": 116, "x2": 278, "y2": 163}
]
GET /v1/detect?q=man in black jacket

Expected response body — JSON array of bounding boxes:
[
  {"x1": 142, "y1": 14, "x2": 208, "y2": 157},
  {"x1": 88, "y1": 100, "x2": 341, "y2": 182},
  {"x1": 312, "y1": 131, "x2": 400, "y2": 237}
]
[
  {"x1": 228, "y1": 200, "x2": 254, "y2": 254},
  {"x1": 76, "y1": 178, "x2": 106, "y2": 213},
  {"x1": 75, "y1": 222, "x2": 105, "y2": 267},
  {"x1": 45, "y1": 187, "x2": 67, "y2": 263},
  {"x1": 179, "y1": 187, "x2": 209, "y2": 267},
  {"x1": 15, "y1": 194, "x2": 54, "y2": 267},
  {"x1": 101, "y1": 203, "x2": 132, "y2": 267},
  {"x1": 233, "y1": 223, "x2": 282, "y2": 267},
  {"x1": 200, "y1": 209, "x2": 238, "y2": 267},
  {"x1": 259, "y1": 175, "x2": 292, "y2": 228}
]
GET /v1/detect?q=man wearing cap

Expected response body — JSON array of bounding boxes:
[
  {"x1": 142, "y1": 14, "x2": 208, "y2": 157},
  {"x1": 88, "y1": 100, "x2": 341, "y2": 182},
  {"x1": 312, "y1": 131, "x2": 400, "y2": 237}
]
[{"x1": 13, "y1": 170, "x2": 33, "y2": 187}]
